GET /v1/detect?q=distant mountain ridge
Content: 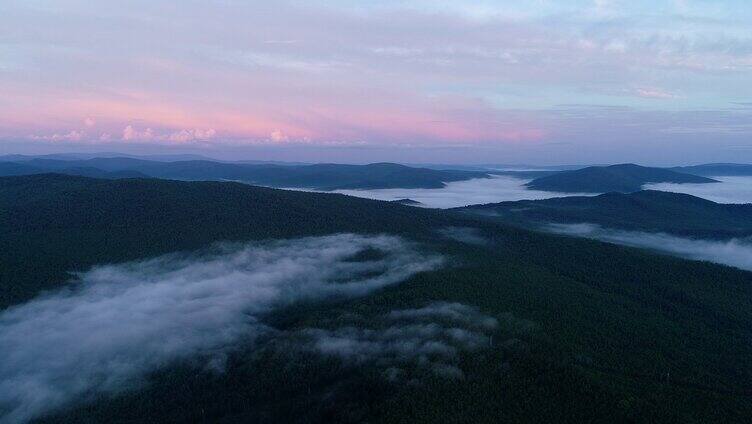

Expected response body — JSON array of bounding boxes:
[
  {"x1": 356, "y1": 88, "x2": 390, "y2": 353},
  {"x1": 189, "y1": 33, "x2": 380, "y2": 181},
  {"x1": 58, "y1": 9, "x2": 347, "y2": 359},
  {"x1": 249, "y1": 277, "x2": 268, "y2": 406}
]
[
  {"x1": 0, "y1": 158, "x2": 489, "y2": 190},
  {"x1": 671, "y1": 163, "x2": 752, "y2": 176},
  {"x1": 0, "y1": 161, "x2": 147, "y2": 179},
  {"x1": 6, "y1": 156, "x2": 752, "y2": 192},
  {"x1": 526, "y1": 163, "x2": 716, "y2": 193},
  {"x1": 458, "y1": 190, "x2": 752, "y2": 239}
]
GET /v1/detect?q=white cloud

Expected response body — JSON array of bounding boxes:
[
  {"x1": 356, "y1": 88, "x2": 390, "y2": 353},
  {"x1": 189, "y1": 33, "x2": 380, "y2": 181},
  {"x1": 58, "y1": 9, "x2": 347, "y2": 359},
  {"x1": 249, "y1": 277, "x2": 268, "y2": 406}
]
[
  {"x1": 270, "y1": 129, "x2": 289, "y2": 143},
  {"x1": 592, "y1": 0, "x2": 622, "y2": 18},
  {"x1": 295, "y1": 302, "x2": 498, "y2": 381},
  {"x1": 28, "y1": 126, "x2": 216, "y2": 144},
  {"x1": 122, "y1": 125, "x2": 154, "y2": 141},
  {"x1": 166, "y1": 128, "x2": 217, "y2": 142},
  {"x1": 635, "y1": 88, "x2": 679, "y2": 100},
  {"x1": 29, "y1": 130, "x2": 85, "y2": 142},
  {"x1": 122, "y1": 126, "x2": 216, "y2": 142}
]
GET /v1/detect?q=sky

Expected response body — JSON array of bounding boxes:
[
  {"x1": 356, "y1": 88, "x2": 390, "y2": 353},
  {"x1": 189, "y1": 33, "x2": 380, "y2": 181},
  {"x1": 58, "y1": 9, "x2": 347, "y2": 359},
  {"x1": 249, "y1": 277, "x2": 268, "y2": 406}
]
[{"x1": 1, "y1": 0, "x2": 751, "y2": 164}]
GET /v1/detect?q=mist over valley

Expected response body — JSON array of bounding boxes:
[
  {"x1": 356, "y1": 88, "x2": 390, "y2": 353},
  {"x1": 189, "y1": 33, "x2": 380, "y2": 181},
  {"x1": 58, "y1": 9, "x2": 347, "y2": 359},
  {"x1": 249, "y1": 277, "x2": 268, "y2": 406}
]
[{"x1": 3, "y1": 0, "x2": 752, "y2": 421}]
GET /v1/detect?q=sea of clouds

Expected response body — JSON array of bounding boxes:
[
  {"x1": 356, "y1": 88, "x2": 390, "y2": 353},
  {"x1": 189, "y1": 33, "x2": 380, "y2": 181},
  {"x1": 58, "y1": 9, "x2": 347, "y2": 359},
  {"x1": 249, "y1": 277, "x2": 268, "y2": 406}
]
[
  {"x1": 644, "y1": 176, "x2": 752, "y2": 204},
  {"x1": 283, "y1": 174, "x2": 752, "y2": 208},
  {"x1": 331, "y1": 175, "x2": 595, "y2": 208}
]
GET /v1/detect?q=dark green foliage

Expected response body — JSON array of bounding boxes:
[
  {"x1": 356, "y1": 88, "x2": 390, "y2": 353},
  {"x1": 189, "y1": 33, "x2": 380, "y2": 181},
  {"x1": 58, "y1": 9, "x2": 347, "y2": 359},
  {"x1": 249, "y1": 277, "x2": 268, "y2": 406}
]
[
  {"x1": 0, "y1": 162, "x2": 43, "y2": 176},
  {"x1": 2, "y1": 174, "x2": 751, "y2": 423},
  {"x1": 526, "y1": 164, "x2": 717, "y2": 193},
  {"x1": 459, "y1": 190, "x2": 752, "y2": 238},
  {"x1": 0, "y1": 173, "x2": 451, "y2": 308},
  {"x1": 390, "y1": 198, "x2": 423, "y2": 205},
  {"x1": 46, "y1": 167, "x2": 148, "y2": 179}
]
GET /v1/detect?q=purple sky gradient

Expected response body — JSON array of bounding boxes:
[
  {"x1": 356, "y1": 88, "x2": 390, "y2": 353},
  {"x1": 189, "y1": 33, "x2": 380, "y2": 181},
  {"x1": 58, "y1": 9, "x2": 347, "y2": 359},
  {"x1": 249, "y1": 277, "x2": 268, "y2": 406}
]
[{"x1": 1, "y1": 0, "x2": 751, "y2": 164}]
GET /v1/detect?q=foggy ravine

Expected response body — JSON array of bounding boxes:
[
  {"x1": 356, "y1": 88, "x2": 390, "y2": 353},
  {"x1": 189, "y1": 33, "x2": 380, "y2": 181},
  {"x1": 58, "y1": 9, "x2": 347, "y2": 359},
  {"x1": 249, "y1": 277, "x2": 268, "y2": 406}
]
[
  {"x1": 548, "y1": 223, "x2": 752, "y2": 271},
  {"x1": 321, "y1": 175, "x2": 595, "y2": 208},
  {"x1": 644, "y1": 176, "x2": 752, "y2": 204},
  {"x1": 279, "y1": 302, "x2": 500, "y2": 381}
]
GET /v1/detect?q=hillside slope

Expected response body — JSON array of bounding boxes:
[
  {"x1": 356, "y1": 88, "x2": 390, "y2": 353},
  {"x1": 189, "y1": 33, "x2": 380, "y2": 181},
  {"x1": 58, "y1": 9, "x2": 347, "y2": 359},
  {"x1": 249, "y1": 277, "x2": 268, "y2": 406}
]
[
  {"x1": 459, "y1": 190, "x2": 752, "y2": 239},
  {"x1": 0, "y1": 173, "x2": 453, "y2": 308},
  {"x1": 2, "y1": 158, "x2": 488, "y2": 189},
  {"x1": 1, "y1": 174, "x2": 751, "y2": 423}
]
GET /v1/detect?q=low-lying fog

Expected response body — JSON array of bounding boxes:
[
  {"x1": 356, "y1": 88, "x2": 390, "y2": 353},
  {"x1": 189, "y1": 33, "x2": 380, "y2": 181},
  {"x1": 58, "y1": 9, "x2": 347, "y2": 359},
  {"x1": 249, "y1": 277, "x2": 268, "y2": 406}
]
[
  {"x1": 549, "y1": 223, "x2": 752, "y2": 272},
  {"x1": 281, "y1": 174, "x2": 752, "y2": 208},
  {"x1": 331, "y1": 175, "x2": 595, "y2": 208},
  {"x1": 0, "y1": 234, "x2": 444, "y2": 423},
  {"x1": 644, "y1": 176, "x2": 752, "y2": 204}
]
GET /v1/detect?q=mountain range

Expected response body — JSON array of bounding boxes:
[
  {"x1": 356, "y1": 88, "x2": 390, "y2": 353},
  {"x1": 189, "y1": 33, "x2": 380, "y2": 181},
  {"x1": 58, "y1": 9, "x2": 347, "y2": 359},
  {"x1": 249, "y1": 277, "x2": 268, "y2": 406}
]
[
  {"x1": 5, "y1": 156, "x2": 750, "y2": 195},
  {"x1": 0, "y1": 158, "x2": 489, "y2": 190}
]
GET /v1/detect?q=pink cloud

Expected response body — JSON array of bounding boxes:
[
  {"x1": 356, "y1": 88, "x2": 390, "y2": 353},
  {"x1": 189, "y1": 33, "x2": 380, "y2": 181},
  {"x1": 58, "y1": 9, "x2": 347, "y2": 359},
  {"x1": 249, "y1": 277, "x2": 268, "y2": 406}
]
[
  {"x1": 121, "y1": 125, "x2": 217, "y2": 143},
  {"x1": 269, "y1": 129, "x2": 289, "y2": 143},
  {"x1": 635, "y1": 88, "x2": 679, "y2": 100},
  {"x1": 165, "y1": 128, "x2": 217, "y2": 142},
  {"x1": 29, "y1": 130, "x2": 86, "y2": 142},
  {"x1": 122, "y1": 125, "x2": 155, "y2": 141}
]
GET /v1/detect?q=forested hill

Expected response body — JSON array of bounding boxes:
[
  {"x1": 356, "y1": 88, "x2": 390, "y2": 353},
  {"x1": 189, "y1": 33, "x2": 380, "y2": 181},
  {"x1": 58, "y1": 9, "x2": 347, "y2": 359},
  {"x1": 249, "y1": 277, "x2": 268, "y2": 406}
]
[
  {"x1": 0, "y1": 173, "x2": 452, "y2": 308},
  {"x1": 2, "y1": 174, "x2": 752, "y2": 423},
  {"x1": 0, "y1": 158, "x2": 488, "y2": 189},
  {"x1": 526, "y1": 163, "x2": 716, "y2": 193},
  {"x1": 0, "y1": 161, "x2": 146, "y2": 179},
  {"x1": 457, "y1": 190, "x2": 752, "y2": 239},
  {"x1": 671, "y1": 163, "x2": 752, "y2": 176}
]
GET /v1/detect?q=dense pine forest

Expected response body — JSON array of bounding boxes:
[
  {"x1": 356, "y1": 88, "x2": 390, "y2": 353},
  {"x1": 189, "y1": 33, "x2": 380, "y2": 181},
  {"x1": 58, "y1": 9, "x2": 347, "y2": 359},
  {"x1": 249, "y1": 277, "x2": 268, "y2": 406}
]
[
  {"x1": 1, "y1": 174, "x2": 751, "y2": 423},
  {"x1": 458, "y1": 190, "x2": 752, "y2": 239}
]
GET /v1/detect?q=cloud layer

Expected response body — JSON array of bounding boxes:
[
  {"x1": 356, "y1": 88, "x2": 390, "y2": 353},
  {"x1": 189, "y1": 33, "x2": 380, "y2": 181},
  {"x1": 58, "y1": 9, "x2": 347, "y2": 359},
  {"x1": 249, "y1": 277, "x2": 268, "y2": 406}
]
[
  {"x1": 1, "y1": 1, "x2": 751, "y2": 163},
  {"x1": 0, "y1": 234, "x2": 441, "y2": 423},
  {"x1": 644, "y1": 176, "x2": 752, "y2": 204},
  {"x1": 548, "y1": 223, "x2": 752, "y2": 271}
]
